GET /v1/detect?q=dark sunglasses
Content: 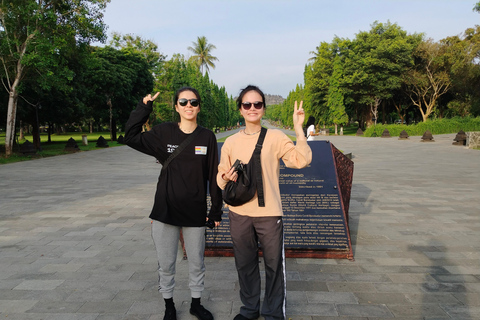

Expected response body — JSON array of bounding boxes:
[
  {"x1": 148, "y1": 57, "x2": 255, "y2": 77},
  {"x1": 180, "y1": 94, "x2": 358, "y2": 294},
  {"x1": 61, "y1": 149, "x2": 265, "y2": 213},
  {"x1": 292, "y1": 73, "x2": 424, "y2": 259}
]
[
  {"x1": 178, "y1": 98, "x2": 199, "y2": 107},
  {"x1": 241, "y1": 101, "x2": 264, "y2": 110}
]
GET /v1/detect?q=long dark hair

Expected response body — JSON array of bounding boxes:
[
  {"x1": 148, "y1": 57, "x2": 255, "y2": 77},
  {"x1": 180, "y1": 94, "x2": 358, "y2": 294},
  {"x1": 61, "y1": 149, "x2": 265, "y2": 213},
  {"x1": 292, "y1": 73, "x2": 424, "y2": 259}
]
[
  {"x1": 306, "y1": 116, "x2": 315, "y2": 128},
  {"x1": 236, "y1": 85, "x2": 266, "y2": 109}
]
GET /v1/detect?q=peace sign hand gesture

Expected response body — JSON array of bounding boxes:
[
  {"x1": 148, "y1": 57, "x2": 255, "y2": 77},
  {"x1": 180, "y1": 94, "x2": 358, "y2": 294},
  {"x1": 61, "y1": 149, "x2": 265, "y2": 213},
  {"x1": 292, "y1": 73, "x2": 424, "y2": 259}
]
[{"x1": 293, "y1": 101, "x2": 305, "y2": 128}]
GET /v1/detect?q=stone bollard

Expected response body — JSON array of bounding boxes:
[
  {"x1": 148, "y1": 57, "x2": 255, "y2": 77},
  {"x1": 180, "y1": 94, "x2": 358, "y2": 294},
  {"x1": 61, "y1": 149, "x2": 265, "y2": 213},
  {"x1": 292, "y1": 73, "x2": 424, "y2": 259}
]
[
  {"x1": 398, "y1": 130, "x2": 409, "y2": 140},
  {"x1": 96, "y1": 136, "x2": 109, "y2": 148},
  {"x1": 82, "y1": 134, "x2": 88, "y2": 146},
  {"x1": 20, "y1": 140, "x2": 37, "y2": 155},
  {"x1": 64, "y1": 137, "x2": 80, "y2": 152},
  {"x1": 117, "y1": 135, "x2": 125, "y2": 144},
  {"x1": 421, "y1": 130, "x2": 434, "y2": 142},
  {"x1": 452, "y1": 130, "x2": 466, "y2": 146},
  {"x1": 381, "y1": 129, "x2": 391, "y2": 138}
]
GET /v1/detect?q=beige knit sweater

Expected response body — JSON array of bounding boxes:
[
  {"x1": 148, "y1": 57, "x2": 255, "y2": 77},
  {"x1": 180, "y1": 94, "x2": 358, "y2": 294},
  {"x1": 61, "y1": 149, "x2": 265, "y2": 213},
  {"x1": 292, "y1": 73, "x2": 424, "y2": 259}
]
[{"x1": 217, "y1": 129, "x2": 312, "y2": 217}]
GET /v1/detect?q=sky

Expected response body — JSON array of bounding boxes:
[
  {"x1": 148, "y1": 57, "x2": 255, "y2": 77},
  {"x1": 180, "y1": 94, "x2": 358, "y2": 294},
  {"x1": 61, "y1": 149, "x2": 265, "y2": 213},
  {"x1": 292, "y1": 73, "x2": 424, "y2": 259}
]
[{"x1": 100, "y1": 0, "x2": 479, "y2": 98}]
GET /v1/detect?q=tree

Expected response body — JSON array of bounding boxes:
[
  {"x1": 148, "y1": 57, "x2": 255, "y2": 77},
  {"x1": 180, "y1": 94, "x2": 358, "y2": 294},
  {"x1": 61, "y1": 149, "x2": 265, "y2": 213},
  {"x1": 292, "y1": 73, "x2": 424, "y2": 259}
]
[
  {"x1": 439, "y1": 26, "x2": 480, "y2": 117},
  {"x1": 187, "y1": 36, "x2": 219, "y2": 74},
  {"x1": 85, "y1": 46, "x2": 153, "y2": 140},
  {"x1": 327, "y1": 57, "x2": 348, "y2": 134},
  {"x1": 0, "y1": 0, "x2": 110, "y2": 156},
  {"x1": 474, "y1": 1, "x2": 480, "y2": 13},
  {"x1": 109, "y1": 32, "x2": 166, "y2": 71},
  {"x1": 404, "y1": 40, "x2": 451, "y2": 122},
  {"x1": 304, "y1": 40, "x2": 340, "y2": 125},
  {"x1": 342, "y1": 21, "x2": 421, "y2": 127}
]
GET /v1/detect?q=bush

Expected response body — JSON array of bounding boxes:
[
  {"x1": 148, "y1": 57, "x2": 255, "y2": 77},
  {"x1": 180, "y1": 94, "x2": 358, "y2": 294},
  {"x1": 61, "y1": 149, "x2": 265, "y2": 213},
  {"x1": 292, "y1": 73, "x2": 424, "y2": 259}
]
[{"x1": 363, "y1": 117, "x2": 480, "y2": 137}]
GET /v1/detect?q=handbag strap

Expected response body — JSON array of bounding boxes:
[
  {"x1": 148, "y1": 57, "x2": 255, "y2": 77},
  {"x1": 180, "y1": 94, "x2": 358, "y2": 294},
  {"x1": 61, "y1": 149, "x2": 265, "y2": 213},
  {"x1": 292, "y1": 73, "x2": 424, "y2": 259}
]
[
  {"x1": 162, "y1": 126, "x2": 201, "y2": 171},
  {"x1": 253, "y1": 127, "x2": 267, "y2": 207}
]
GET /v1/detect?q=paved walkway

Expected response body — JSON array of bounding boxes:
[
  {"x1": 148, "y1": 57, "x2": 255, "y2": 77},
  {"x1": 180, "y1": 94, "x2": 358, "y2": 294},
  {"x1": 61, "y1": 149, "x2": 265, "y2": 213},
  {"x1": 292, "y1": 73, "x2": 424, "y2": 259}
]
[{"x1": 1, "y1": 129, "x2": 479, "y2": 320}]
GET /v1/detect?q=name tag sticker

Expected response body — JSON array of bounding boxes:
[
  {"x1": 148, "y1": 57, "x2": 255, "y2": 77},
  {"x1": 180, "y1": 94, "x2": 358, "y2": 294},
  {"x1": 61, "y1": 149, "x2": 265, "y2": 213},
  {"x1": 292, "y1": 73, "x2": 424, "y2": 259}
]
[{"x1": 195, "y1": 146, "x2": 207, "y2": 155}]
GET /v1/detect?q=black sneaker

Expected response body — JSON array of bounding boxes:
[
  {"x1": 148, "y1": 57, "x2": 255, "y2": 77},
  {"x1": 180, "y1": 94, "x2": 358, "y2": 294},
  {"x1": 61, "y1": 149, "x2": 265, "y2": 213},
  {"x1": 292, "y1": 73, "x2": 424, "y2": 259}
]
[
  {"x1": 163, "y1": 307, "x2": 177, "y2": 320},
  {"x1": 189, "y1": 303, "x2": 213, "y2": 320},
  {"x1": 233, "y1": 314, "x2": 256, "y2": 320}
]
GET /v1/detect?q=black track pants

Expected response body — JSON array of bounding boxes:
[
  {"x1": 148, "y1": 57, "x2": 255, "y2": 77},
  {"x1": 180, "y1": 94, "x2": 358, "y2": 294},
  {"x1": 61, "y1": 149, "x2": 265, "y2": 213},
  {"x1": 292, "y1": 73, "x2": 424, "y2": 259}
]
[{"x1": 229, "y1": 211, "x2": 286, "y2": 320}]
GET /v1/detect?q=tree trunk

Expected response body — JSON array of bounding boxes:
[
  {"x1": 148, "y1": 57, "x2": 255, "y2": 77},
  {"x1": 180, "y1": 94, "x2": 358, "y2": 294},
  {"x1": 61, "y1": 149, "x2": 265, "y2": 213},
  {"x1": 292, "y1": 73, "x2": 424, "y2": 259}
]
[
  {"x1": 32, "y1": 121, "x2": 41, "y2": 151},
  {"x1": 5, "y1": 90, "x2": 19, "y2": 157},
  {"x1": 382, "y1": 100, "x2": 386, "y2": 124},
  {"x1": 19, "y1": 120, "x2": 24, "y2": 141},
  {"x1": 107, "y1": 97, "x2": 117, "y2": 141},
  {"x1": 47, "y1": 121, "x2": 52, "y2": 143},
  {"x1": 33, "y1": 105, "x2": 42, "y2": 151},
  {"x1": 111, "y1": 117, "x2": 117, "y2": 141}
]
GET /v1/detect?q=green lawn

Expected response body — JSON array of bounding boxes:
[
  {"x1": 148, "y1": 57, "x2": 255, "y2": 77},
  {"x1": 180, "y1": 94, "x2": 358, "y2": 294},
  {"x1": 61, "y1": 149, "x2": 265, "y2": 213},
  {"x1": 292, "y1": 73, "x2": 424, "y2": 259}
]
[{"x1": 0, "y1": 132, "x2": 124, "y2": 164}]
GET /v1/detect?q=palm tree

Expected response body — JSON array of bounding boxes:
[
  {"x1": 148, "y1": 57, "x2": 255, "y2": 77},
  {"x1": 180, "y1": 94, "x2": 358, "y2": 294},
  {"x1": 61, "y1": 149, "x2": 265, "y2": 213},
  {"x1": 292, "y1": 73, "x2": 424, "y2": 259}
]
[{"x1": 187, "y1": 36, "x2": 219, "y2": 74}]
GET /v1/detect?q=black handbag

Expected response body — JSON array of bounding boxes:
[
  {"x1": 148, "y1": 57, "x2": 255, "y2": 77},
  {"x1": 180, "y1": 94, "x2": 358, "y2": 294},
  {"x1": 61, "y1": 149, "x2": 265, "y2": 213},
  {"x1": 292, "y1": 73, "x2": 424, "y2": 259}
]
[{"x1": 222, "y1": 127, "x2": 267, "y2": 207}]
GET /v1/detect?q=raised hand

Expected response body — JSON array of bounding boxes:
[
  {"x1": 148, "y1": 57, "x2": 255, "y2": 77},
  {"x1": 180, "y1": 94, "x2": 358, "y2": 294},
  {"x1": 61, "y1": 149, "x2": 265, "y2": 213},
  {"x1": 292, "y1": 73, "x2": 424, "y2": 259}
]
[
  {"x1": 143, "y1": 92, "x2": 160, "y2": 104},
  {"x1": 293, "y1": 101, "x2": 305, "y2": 128}
]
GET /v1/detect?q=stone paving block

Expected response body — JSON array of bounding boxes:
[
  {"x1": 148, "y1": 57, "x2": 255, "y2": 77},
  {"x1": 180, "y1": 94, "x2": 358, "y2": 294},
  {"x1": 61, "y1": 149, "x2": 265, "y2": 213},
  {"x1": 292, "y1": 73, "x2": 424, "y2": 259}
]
[
  {"x1": 0, "y1": 300, "x2": 38, "y2": 313},
  {"x1": 440, "y1": 304, "x2": 480, "y2": 318},
  {"x1": 62, "y1": 250, "x2": 102, "y2": 258},
  {"x1": 287, "y1": 281, "x2": 328, "y2": 292},
  {"x1": 421, "y1": 282, "x2": 468, "y2": 293},
  {"x1": 387, "y1": 273, "x2": 437, "y2": 283},
  {"x1": 65, "y1": 287, "x2": 118, "y2": 302},
  {"x1": 297, "y1": 264, "x2": 363, "y2": 274},
  {"x1": 0, "y1": 279, "x2": 23, "y2": 290},
  {"x1": 327, "y1": 282, "x2": 376, "y2": 293},
  {"x1": 299, "y1": 272, "x2": 345, "y2": 282},
  {"x1": 102, "y1": 280, "x2": 152, "y2": 291},
  {"x1": 126, "y1": 300, "x2": 162, "y2": 314},
  {"x1": 287, "y1": 303, "x2": 338, "y2": 316},
  {"x1": 13, "y1": 279, "x2": 64, "y2": 290},
  {"x1": 373, "y1": 258, "x2": 419, "y2": 266},
  {"x1": 388, "y1": 304, "x2": 450, "y2": 318},
  {"x1": 311, "y1": 317, "x2": 366, "y2": 320},
  {"x1": 306, "y1": 291, "x2": 358, "y2": 304},
  {"x1": 112, "y1": 289, "x2": 158, "y2": 302},
  {"x1": 87, "y1": 271, "x2": 135, "y2": 282},
  {"x1": 354, "y1": 292, "x2": 410, "y2": 305},
  {"x1": 336, "y1": 303, "x2": 394, "y2": 317},
  {"x1": 26, "y1": 301, "x2": 84, "y2": 313},
  {"x1": 405, "y1": 292, "x2": 462, "y2": 305},
  {"x1": 285, "y1": 290, "x2": 308, "y2": 305},
  {"x1": 76, "y1": 301, "x2": 133, "y2": 314},
  {"x1": 39, "y1": 263, "x2": 84, "y2": 273},
  {"x1": 374, "y1": 283, "x2": 424, "y2": 293},
  {"x1": 95, "y1": 315, "x2": 139, "y2": 320},
  {"x1": 453, "y1": 293, "x2": 480, "y2": 306},
  {"x1": 444, "y1": 265, "x2": 480, "y2": 275},
  {"x1": 342, "y1": 273, "x2": 391, "y2": 283},
  {"x1": 209, "y1": 289, "x2": 241, "y2": 302},
  {"x1": 465, "y1": 283, "x2": 480, "y2": 293},
  {"x1": 0, "y1": 313, "x2": 99, "y2": 320}
]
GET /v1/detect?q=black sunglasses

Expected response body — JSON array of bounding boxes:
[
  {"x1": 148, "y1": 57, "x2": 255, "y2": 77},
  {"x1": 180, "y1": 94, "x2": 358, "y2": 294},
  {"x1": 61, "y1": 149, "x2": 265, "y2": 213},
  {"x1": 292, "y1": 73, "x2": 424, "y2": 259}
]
[
  {"x1": 178, "y1": 98, "x2": 199, "y2": 107},
  {"x1": 241, "y1": 101, "x2": 264, "y2": 110}
]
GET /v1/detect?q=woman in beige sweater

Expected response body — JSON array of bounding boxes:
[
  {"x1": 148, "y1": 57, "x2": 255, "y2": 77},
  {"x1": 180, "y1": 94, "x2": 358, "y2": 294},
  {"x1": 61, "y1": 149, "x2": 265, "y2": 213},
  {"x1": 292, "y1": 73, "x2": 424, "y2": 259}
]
[{"x1": 217, "y1": 85, "x2": 312, "y2": 320}]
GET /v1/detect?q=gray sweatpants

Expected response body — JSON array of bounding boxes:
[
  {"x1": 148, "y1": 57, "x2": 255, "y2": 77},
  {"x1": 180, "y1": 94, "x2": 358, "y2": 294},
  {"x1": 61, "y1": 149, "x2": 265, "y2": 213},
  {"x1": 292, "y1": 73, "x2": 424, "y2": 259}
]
[
  {"x1": 151, "y1": 220, "x2": 206, "y2": 299},
  {"x1": 229, "y1": 211, "x2": 286, "y2": 320}
]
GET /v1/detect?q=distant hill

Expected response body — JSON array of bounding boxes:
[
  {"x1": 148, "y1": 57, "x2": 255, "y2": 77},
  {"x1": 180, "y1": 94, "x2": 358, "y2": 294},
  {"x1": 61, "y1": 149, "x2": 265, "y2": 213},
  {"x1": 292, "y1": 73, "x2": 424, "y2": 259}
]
[{"x1": 265, "y1": 94, "x2": 285, "y2": 106}]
